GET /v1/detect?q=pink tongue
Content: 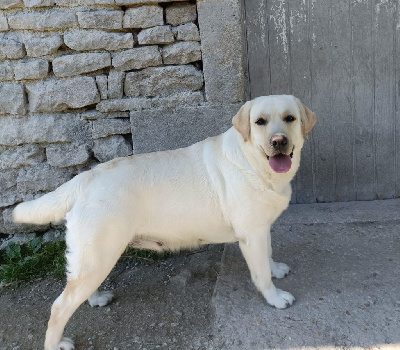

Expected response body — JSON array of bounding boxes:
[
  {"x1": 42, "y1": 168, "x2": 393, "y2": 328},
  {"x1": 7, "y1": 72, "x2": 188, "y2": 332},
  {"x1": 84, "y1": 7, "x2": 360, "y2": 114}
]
[{"x1": 269, "y1": 154, "x2": 292, "y2": 173}]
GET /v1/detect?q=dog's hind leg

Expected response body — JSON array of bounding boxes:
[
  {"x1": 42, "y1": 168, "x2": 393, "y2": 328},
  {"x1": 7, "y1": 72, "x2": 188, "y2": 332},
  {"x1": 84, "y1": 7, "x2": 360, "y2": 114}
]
[
  {"x1": 88, "y1": 289, "x2": 114, "y2": 307},
  {"x1": 44, "y1": 226, "x2": 129, "y2": 350}
]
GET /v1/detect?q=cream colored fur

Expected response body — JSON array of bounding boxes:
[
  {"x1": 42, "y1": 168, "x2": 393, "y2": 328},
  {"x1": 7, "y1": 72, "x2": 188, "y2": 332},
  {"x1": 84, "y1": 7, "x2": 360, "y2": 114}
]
[{"x1": 13, "y1": 95, "x2": 316, "y2": 350}]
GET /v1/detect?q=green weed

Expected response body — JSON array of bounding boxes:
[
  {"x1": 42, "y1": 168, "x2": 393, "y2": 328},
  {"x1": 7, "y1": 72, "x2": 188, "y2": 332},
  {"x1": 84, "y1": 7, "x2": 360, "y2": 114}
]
[
  {"x1": 0, "y1": 238, "x2": 173, "y2": 287},
  {"x1": 0, "y1": 238, "x2": 66, "y2": 286},
  {"x1": 121, "y1": 247, "x2": 173, "y2": 263}
]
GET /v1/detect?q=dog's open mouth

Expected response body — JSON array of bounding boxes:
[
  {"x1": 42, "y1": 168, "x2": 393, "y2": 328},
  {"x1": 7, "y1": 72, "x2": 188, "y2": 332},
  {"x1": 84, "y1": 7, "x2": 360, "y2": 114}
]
[{"x1": 266, "y1": 151, "x2": 293, "y2": 173}]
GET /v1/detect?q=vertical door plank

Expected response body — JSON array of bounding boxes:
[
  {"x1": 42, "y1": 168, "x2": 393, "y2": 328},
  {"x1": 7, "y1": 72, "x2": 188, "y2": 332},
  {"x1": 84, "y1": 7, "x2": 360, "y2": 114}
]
[
  {"x1": 267, "y1": 0, "x2": 291, "y2": 94},
  {"x1": 289, "y1": 0, "x2": 315, "y2": 203},
  {"x1": 331, "y1": 0, "x2": 355, "y2": 201},
  {"x1": 352, "y1": 0, "x2": 376, "y2": 200},
  {"x1": 245, "y1": 0, "x2": 271, "y2": 98},
  {"x1": 309, "y1": 0, "x2": 335, "y2": 202},
  {"x1": 373, "y1": 0, "x2": 396, "y2": 199},
  {"x1": 395, "y1": 2, "x2": 400, "y2": 198}
]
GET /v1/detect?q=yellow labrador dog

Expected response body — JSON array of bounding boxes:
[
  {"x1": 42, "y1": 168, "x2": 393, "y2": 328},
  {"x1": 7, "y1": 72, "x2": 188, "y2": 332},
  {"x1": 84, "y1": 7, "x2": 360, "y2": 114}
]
[{"x1": 14, "y1": 95, "x2": 316, "y2": 350}]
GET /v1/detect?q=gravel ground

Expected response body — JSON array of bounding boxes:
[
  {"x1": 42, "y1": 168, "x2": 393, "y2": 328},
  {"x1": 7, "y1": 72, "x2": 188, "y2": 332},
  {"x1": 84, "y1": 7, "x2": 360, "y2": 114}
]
[{"x1": 0, "y1": 244, "x2": 224, "y2": 350}]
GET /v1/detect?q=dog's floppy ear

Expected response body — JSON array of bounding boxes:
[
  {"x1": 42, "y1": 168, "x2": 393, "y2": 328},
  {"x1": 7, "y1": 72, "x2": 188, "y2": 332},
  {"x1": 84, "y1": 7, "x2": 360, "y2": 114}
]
[
  {"x1": 294, "y1": 97, "x2": 316, "y2": 139},
  {"x1": 232, "y1": 101, "x2": 253, "y2": 142}
]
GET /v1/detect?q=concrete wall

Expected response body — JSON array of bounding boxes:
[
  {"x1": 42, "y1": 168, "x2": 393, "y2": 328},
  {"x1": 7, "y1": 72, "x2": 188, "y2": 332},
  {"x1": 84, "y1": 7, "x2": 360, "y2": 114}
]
[{"x1": 0, "y1": 0, "x2": 245, "y2": 241}]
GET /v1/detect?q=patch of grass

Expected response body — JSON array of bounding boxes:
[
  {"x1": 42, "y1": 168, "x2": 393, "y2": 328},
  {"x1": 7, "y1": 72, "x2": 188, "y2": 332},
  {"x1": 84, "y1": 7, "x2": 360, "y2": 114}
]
[
  {"x1": 121, "y1": 247, "x2": 173, "y2": 263},
  {"x1": 0, "y1": 238, "x2": 174, "y2": 287},
  {"x1": 0, "y1": 238, "x2": 67, "y2": 286}
]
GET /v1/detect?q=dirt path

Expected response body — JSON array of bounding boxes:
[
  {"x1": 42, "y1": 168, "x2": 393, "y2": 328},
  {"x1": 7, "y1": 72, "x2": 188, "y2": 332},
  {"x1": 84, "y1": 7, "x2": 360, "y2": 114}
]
[{"x1": 0, "y1": 245, "x2": 223, "y2": 350}]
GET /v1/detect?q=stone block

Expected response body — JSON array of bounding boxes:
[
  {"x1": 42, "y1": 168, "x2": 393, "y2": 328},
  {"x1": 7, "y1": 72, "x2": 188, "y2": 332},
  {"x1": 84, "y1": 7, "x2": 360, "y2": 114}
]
[
  {"x1": 112, "y1": 46, "x2": 162, "y2": 71},
  {"x1": 0, "y1": 83, "x2": 26, "y2": 115},
  {"x1": 23, "y1": 0, "x2": 55, "y2": 7},
  {"x1": 197, "y1": 0, "x2": 245, "y2": 103},
  {"x1": 14, "y1": 59, "x2": 49, "y2": 80},
  {"x1": 91, "y1": 118, "x2": 131, "y2": 139},
  {"x1": 26, "y1": 77, "x2": 100, "y2": 113},
  {"x1": 166, "y1": 2, "x2": 197, "y2": 26},
  {"x1": 64, "y1": 30, "x2": 134, "y2": 51},
  {"x1": 46, "y1": 143, "x2": 90, "y2": 168},
  {"x1": 138, "y1": 25, "x2": 174, "y2": 45},
  {"x1": 173, "y1": 23, "x2": 200, "y2": 41},
  {"x1": 81, "y1": 110, "x2": 129, "y2": 120},
  {"x1": 41, "y1": 229, "x2": 65, "y2": 243},
  {"x1": 53, "y1": 53, "x2": 111, "y2": 78},
  {"x1": 1, "y1": 191, "x2": 20, "y2": 208},
  {"x1": 17, "y1": 163, "x2": 75, "y2": 193},
  {"x1": 0, "y1": 39, "x2": 25, "y2": 60},
  {"x1": 131, "y1": 104, "x2": 241, "y2": 154},
  {"x1": 3, "y1": 206, "x2": 50, "y2": 234},
  {"x1": 162, "y1": 41, "x2": 201, "y2": 65},
  {"x1": 0, "y1": 145, "x2": 45, "y2": 170},
  {"x1": 93, "y1": 135, "x2": 132, "y2": 163},
  {"x1": 0, "y1": 61, "x2": 14, "y2": 81},
  {"x1": 0, "y1": 14, "x2": 9, "y2": 32},
  {"x1": 56, "y1": 0, "x2": 114, "y2": 4},
  {"x1": 8, "y1": 10, "x2": 77, "y2": 30},
  {"x1": 107, "y1": 69, "x2": 124, "y2": 99},
  {"x1": 0, "y1": 114, "x2": 90, "y2": 146},
  {"x1": 96, "y1": 92, "x2": 204, "y2": 113},
  {"x1": 0, "y1": 232, "x2": 39, "y2": 245},
  {"x1": 116, "y1": 0, "x2": 186, "y2": 4},
  {"x1": 0, "y1": 0, "x2": 23, "y2": 9},
  {"x1": 24, "y1": 35, "x2": 63, "y2": 57},
  {"x1": 77, "y1": 10, "x2": 123, "y2": 30},
  {"x1": 125, "y1": 65, "x2": 203, "y2": 97},
  {"x1": 0, "y1": 169, "x2": 19, "y2": 207},
  {"x1": 123, "y1": 5, "x2": 163, "y2": 29},
  {"x1": 96, "y1": 75, "x2": 108, "y2": 100},
  {"x1": 150, "y1": 91, "x2": 204, "y2": 109},
  {"x1": 96, "y1": 98, "x2": 152, "y2": 113}
]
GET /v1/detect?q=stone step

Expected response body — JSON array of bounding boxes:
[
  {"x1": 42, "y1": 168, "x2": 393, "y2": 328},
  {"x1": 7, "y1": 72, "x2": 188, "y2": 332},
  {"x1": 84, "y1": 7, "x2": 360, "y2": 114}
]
[{"x1": 211, "y1": 199, "x2": 400, "y2": 350}]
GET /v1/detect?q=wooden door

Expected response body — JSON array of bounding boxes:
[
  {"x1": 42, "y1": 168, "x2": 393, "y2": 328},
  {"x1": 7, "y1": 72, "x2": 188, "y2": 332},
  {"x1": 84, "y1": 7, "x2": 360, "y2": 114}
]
[{"x1": 243, "y1": 0, "x2": 400, "y2": 203}]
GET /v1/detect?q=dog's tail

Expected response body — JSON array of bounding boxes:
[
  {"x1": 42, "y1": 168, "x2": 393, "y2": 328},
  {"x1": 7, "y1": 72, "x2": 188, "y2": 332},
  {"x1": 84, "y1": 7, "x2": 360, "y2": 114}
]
[{"x1": 13, "y1": 175, "x2": 81, "y2": 225}]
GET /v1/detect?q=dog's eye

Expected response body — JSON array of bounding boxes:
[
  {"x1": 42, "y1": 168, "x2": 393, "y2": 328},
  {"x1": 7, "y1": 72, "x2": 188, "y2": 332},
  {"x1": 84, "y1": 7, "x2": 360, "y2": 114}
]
[
  {"x1": 284, "y1": 115, "x2": 296, "y2": 123},
  {"x1": 255, "y1": 118, "x2": 267, "y2": 126}
]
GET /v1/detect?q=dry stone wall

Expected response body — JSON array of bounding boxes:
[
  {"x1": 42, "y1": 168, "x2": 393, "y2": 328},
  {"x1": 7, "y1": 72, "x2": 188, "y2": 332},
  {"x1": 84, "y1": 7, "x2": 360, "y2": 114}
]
[{"x1": 0, "y1": 0, "x2": 204, "y2": 240}]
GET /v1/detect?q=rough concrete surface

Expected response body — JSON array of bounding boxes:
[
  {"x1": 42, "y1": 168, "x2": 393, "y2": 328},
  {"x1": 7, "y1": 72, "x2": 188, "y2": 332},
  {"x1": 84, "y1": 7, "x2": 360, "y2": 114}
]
[
  {"x1": 212, "y1": 200, "x2": 400, "y2": 350},
  {"x1": 130, "y1": 104, "x2": 241, "y2": 154}
]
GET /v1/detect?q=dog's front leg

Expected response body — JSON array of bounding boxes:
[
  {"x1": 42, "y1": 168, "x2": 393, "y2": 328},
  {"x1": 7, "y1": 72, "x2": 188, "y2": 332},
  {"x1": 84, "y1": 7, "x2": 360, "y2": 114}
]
[
  {"x1": 239, "y1": 229, "x2": 295, "y2": 309},
  {"x1": 267, "y1": 233, "x2": 291, "y2": 279}
]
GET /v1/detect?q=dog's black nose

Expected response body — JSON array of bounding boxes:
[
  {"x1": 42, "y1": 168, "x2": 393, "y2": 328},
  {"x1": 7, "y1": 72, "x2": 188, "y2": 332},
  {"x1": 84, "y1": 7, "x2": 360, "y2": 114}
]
[{"x1": 270, "y1": 135, "x2": 288, "y2": 149}]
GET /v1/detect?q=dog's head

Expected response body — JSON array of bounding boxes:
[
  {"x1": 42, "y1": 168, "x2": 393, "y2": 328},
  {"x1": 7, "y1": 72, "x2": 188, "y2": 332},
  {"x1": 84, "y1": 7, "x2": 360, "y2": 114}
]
[{"x1": 232, "y1": 95, "x2": 316, "y2": 174}]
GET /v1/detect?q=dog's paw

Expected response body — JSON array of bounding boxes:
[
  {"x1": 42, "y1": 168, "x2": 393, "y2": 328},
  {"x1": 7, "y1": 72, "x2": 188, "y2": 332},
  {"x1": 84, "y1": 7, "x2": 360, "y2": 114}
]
[
  {"x1": 263, "y1": 287, "x2": 295, "y2": 309},
  {"x1": 88, "y1": 290, "x2": 114, "y2": 307},
  {"x1": 58, "y1": 337, "x2": 75, "y2": 350},
  {"x1": 271, "y1": 261, "x2": 291, "y2": 279}
]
